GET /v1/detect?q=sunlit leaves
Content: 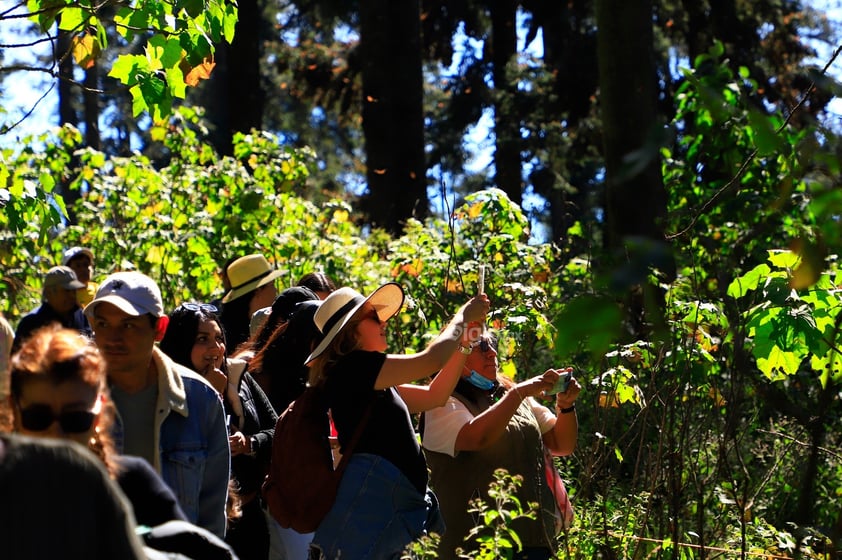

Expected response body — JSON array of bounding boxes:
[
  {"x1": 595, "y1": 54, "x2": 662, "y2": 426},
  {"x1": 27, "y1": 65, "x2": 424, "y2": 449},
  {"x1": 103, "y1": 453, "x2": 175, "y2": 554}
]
[
  {"x1": 24, "y1": 0, "x2": 238, "y2": 119},
  {"x1": 730, "y1": 250, "x2": 842, "y2": 385}
]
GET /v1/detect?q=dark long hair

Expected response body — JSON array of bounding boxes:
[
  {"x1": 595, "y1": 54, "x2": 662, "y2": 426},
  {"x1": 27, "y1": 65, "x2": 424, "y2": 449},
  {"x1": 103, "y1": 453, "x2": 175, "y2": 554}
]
[
  {"x1": 297, "y1": 272, "x2": 336, "y2": 297},
  {"x1": 250, "y1": 301, "x2": 323, "y2": 411},
  {"x1": 220, "y1": 292, "x2": 257, "y2": 355},
  {"x1": 159, "y1": 303, "x2": 228, "y2": 376}
]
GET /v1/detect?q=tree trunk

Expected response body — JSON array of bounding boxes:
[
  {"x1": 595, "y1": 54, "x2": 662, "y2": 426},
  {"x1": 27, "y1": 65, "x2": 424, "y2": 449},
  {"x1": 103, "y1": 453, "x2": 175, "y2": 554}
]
[
  {"x1": 596, "y1": 0, "x2": 669, "y2": 253},
  {"x1": 203, "y1": 0, "x2": 263, "y2": 156},
  {"x1": 536, "y1": 0, "x2": 598, "y2": 247},
  {"x1": 57, "y1": 27, "x2": 77, "y2": 128},
  {"x1": 359, "y1": 0, "x2": 428, "y2": 234},
  {"x1": 83, "y1": 66, "x2": 100, "y2": 151},
  {"x1": 596, "y1": 0, "x2": 673, "y2": 339},
  {"x1": 490, "y1": 0, "x2": 521, "y2": 205},
  {"x1": 227, "y1": 0, "x2": 264, "y2": 147}
]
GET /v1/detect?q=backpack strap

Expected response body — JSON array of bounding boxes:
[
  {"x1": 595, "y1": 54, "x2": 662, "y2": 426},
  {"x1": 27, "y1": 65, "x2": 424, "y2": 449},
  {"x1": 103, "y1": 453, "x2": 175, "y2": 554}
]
[{"x1": 334, "y1": 396, "x2": 375, "y2": 471}]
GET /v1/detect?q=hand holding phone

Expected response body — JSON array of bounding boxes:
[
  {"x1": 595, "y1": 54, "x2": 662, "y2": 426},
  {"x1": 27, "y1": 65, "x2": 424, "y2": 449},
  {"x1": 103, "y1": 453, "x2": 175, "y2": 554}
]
[{"x1": 546, "y1": 370, "x2": 573, "y2": 395}]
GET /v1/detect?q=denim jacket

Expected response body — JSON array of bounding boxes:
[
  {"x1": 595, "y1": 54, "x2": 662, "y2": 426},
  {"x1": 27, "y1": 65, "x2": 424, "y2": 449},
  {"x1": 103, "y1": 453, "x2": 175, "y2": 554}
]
[{"x1": 112, "y1": 348, "x2": 230, "y2": 538}]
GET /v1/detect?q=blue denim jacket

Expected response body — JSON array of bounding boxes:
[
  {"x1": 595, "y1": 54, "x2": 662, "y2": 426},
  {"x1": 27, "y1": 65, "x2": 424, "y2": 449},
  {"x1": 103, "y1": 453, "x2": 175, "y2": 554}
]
[{"x1": 112, "y1": 348, "x2": 230, "y2": 538}]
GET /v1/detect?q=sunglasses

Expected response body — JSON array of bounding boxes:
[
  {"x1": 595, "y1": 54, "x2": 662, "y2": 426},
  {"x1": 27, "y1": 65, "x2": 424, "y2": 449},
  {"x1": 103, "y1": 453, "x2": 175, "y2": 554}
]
[
  {"x1": 17, "y1": 403, "x2": 99, "y2": 434},
  {"x1": 361, "y1": 308, "x2": 381, "y2": 323},
  {"x1": 177, "y1": 302, "x2": 218, "y2": 314},
  {"x1": 472, "y1": 340, "x2": 494, "y2": 353}
]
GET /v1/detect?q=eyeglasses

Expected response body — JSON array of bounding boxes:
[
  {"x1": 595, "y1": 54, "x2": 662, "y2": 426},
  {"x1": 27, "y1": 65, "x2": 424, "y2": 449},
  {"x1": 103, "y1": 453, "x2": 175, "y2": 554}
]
[
  {"x1": 177, "y1": 302, "x2": 218, "y2": 314},
  {"x1": 17, "y1": 401, "x2": 101, "y2": 433},
  {"x1": 472, "y1": 340, "x2": 494, "y2": 353}
]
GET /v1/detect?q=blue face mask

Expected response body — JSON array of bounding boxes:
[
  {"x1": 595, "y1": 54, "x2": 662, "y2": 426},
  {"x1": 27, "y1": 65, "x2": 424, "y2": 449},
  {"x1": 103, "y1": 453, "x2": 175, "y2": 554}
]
[{"x1": 465, "y1": 370, "x2": 495, "y2": 391}]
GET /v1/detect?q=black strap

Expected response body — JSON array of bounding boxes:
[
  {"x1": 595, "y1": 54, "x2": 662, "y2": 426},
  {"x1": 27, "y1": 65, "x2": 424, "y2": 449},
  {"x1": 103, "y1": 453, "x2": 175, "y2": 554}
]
[
  {"x1": 321, "y1": 296, "x2": 365, "y2": 335},
  {"x1": 229, "y1": 269, "x2": 273, "y2": 291}
]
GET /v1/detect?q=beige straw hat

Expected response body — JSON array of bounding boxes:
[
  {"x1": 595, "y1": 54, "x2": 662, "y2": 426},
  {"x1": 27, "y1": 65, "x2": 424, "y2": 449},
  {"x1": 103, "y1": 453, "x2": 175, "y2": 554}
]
[{"x1": 222, "y1": 254, "x2": 284, "y2": 303}]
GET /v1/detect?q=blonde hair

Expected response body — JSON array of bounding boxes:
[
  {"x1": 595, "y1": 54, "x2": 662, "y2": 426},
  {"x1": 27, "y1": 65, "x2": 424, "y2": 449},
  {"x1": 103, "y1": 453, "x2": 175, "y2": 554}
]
[{"x1": 7, "y1": 326, "x2": 119, "y2": 478}]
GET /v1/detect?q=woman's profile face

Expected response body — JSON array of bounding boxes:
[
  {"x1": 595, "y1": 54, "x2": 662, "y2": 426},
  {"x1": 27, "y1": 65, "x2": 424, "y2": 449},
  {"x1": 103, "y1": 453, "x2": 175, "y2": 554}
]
[
  {"x1": 191, "y1": 318, "x2": 226, "y2": 373},
  {"x1": 464, "y1": 339, "x2": 498, "y2": 381},
  {"x1": 355, "y1": 304, "x2": 388, "y2": 353},
  {"x1": 13, "y1": 377, "x2": 100, "y2": 446}
]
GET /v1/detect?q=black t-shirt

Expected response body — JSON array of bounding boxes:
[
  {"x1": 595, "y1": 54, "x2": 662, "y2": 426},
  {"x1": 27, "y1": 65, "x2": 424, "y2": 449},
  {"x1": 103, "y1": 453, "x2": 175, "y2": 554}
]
[
  {"x1": 116, "y1": 454, "x2": 188, "y2": 527},
  {"x1": 325, "y1": 350, "x2": 428, "y2": 493}
]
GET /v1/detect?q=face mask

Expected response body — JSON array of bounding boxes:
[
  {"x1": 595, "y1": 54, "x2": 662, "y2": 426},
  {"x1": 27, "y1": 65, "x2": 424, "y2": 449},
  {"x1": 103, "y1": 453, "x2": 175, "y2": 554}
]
[{"x1": 465, "y1": 370, "x2": 495, "y2": 391}]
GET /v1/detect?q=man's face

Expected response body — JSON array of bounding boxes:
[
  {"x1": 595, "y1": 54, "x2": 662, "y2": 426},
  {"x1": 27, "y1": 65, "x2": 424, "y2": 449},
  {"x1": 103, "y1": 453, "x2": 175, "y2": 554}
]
[
  {"x1": 44, "y1": 286, "x2": 79, "y2": 314},
  {"x1": 67, "y1": 255, "x2": 92, "y2": 284},
  {"x1": 91, "y1": 302, "x2": 158, "y2": 378}
]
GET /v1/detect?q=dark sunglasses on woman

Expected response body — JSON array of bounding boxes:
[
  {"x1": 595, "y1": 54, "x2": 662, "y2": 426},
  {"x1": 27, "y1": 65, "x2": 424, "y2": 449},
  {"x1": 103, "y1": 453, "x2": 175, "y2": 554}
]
[
  {"x1": 177, "y1": 302, "x2": 219, "y2": 314},
  {"x1": 472, "y1": 339, "x2": 493, "y2": 353},
  {"x1": 16, "y1": 403, "x2": 98, "y2": 433}
]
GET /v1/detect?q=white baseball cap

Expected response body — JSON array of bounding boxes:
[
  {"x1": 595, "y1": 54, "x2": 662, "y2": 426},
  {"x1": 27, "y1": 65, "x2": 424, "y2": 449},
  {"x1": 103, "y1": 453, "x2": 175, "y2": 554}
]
[
  {"x1": 85, "y1": 271, "x2": 164, "y2": 318},
  {"x1": 62, "y1": 247, "x2": 94, "y2": 266}
]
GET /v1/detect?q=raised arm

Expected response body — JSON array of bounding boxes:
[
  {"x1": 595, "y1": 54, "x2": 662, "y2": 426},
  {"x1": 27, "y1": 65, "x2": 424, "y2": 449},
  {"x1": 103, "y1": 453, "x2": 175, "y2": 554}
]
[
  {"x1": 398, "y1": 320, "x2": 483, "y2": 413},
  {"x1": 374, "y1": 296, "x2": 489, "y2": 390},
  {"x1": 453, "y1": 370, "x2": 559, "y2": 452}
]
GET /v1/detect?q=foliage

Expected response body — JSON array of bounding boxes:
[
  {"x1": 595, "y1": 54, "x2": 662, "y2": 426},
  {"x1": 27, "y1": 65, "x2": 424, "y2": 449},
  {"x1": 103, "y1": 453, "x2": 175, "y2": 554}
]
[
  {"x1": 460, "y1": 470, "x2": 537, "y2": 559},
  {"x1": 0, "y1": 116, "x2": 556, "y2": 378},
  {"x1": 5, "y1": 0, "x2": 238, "y2": 122},
  {"x1": 728, "y1": 250, "x2": 842, "y2": 386},
  {"x1": 2, "y1": 45, "x2": 842, "y2": 558}
]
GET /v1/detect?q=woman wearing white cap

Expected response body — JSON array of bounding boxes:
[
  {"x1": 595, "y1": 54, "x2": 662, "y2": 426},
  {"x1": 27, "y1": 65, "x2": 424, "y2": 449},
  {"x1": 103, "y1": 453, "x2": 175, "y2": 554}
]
[{"x1": 305, "y1": 282, "x2": 489, "y2": 559}]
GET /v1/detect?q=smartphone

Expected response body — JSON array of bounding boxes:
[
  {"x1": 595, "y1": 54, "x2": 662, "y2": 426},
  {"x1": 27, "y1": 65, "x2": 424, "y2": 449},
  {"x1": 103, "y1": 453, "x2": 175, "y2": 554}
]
[{"x1": 546, "y1": 370, "x2": 573, "y2": 395}]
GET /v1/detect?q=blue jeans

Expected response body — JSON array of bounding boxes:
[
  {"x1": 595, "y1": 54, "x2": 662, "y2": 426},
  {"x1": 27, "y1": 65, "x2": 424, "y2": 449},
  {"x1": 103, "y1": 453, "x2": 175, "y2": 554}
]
[{"x1": 310, "y1": 454, "x2": 444, "y2": 560}]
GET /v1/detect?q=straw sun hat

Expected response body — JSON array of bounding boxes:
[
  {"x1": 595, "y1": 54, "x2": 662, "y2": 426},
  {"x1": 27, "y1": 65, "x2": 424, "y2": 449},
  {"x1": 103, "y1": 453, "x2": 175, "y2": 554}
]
[
  {"x1": 305, "y1": 282, "x2": 405, "y2": 364},
  {"x1": 222, "y1": 254, "x2": 285, "y2": 303}
]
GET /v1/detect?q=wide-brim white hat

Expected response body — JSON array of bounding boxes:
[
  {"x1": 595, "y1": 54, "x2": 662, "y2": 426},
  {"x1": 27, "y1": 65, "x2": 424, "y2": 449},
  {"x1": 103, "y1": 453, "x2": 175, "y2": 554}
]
[{"x1": 305, "y1": 282, "x2": 404, "y2": 364}]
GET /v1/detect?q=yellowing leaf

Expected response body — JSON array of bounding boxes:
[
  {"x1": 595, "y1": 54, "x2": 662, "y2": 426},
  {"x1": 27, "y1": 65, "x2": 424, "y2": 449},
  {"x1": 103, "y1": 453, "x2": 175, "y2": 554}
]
[
  {"x1": 71, "y1": 34, "x2": 100, "y2": 69},
  {"x1": 445, "y1": 279, "x2": 463, "y2": 293},
  {"x1": 333, "y1": 209, "x2": 349, "y2": 223},
  {"x1": 183, "y1": 57, "x2": 216, "y2": 86},
  {"x1": 467, "y1": 202, "x2": 482, "y2": 219},
  {"x1": 399, "y1": 259, "x2": 422, "y2": 277},
  {"x1": 146, "y1": 245, "x2": 164, "y2": 265},
  {"x1": 708, "y1": 387, "x2": 727, "y2": 407}
]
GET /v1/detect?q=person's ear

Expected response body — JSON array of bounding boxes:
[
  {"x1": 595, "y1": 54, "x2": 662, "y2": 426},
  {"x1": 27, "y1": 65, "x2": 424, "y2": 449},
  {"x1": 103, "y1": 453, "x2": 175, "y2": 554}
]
[{"x1": 155, "y1": 315, "x2": 170, "y2": 342}]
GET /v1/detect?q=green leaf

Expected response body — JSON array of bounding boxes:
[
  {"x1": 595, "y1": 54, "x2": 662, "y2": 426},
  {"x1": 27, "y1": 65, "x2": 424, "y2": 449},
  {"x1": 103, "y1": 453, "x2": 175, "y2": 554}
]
[
  {"x1": 222, "y1": 1, "x2": 238, "y2": 42},
  {"x1": 767, "y1": 250, "x2": 800, "y2": 270},
  {"x1": 747, "y1": 108, "x2": 784, "y2": 156},
  {"x1": 108, "y1": 55, "x2": 147, "y2": 86},
  {"x1": 756, "y1": 345, "x2": 802, "y2": 379},
  {"x1": 58, "y1": 7, "x2": 86, "y2": 31},
  {"x1": 184, "y1": 0, "x2": 205, "y2": 18},
  {"x1": 727, "y1": 263, "x2": 771, "y2": 298}
]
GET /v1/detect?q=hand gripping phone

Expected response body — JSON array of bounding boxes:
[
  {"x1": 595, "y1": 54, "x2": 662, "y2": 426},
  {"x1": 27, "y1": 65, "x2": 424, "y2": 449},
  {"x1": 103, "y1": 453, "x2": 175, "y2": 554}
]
[{"x1": 547, "y1": 370, "x2": 573, "y2": 395}]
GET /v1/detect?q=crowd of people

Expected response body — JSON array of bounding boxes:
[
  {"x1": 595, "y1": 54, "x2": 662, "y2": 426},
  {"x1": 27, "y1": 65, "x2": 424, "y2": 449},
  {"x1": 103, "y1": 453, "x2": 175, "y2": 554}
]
[{"x1": 0, "y1": 247, "x2": 582, "y2": 560}]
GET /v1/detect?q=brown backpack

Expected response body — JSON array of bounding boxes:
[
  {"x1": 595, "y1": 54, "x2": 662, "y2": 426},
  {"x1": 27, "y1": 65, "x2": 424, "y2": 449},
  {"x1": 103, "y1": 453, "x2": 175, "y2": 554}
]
[{"x1": 262, "y1": 387, "x2": 371, "y2": 534}]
